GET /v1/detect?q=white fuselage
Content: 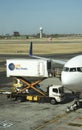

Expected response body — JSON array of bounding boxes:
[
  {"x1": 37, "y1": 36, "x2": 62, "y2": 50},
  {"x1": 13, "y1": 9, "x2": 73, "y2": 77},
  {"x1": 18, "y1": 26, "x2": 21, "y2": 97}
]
[{"x1": 61, "y1": 55, "x2": 82, "y2": 92}]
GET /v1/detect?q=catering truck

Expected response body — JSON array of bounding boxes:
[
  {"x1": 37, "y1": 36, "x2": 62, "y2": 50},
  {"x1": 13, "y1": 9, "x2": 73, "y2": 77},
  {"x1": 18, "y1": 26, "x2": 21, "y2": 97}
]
[
  {"x1": 6, "y1": 59, "x2": 65, "y2": 104},
  {"x1": 6, "y1": 59, "x2": 52, "y2": 78}
]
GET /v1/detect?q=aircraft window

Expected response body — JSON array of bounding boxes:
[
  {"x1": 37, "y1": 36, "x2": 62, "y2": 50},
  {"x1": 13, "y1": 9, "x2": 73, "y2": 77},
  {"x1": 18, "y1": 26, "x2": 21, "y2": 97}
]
[
  {"x1": 63, "y1": 67, "x2": 69, "y2": 72},
  {"x1": 77, "y1": 67, "x2": 82, "y2": 72},
  {"x1": 69, "y1": 68, "x2": 76, "y2": 72},
  {"x1": 63, "y1": 67, "x2": 82, "y2": 72}
]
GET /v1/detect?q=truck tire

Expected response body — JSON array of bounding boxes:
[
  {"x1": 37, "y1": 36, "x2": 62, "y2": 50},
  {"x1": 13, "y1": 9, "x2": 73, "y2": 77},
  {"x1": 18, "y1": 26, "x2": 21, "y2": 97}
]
[
  {"x1": 50, "y1": 98, "x2": 56, "y2": 105},
  {"x1": 17, "y1": 97, "x2": 23, "y2": 102}
]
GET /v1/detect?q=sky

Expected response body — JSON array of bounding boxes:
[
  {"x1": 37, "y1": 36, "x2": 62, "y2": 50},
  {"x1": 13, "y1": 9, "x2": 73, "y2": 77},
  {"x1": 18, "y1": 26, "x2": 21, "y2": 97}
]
[{"x1": 0, "y1": 0, "x2": 82, "y2": 35}]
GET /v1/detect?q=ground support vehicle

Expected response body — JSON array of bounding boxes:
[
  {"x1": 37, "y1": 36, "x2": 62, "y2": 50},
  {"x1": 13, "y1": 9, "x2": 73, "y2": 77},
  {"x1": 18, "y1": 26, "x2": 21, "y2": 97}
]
[
  {"x1": 7, "y1": 77, "x2": 65, "y2": 105},
  {"x1": 6, "y1": 59, "x2": 65, "y2": 104}
]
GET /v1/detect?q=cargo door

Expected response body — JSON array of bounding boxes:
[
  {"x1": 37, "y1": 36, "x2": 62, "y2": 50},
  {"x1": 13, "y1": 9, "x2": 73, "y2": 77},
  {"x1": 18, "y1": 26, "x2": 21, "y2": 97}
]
[{"x1": 38, "y1": 62, "x2": 44, "y2": 76}]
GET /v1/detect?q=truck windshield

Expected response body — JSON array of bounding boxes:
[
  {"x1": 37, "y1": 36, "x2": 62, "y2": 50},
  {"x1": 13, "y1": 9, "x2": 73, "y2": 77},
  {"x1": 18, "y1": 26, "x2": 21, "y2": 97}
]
[
  {"x1": 53, "y1": 88, "x2": 58, "y2": 93},
  {"x1": 59, "y1": 87, "x2": 64, "y2": 94}
]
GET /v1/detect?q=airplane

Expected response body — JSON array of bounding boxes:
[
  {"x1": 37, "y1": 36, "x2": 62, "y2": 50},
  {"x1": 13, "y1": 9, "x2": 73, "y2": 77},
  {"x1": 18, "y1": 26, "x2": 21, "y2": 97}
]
[{"x1": 29, "y1": 42, "x2": 82, "y2": 110}]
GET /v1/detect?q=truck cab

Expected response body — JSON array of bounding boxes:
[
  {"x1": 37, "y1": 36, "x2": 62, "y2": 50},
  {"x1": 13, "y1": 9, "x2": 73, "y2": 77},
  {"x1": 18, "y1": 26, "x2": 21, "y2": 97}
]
[{"x1": 48, "y1": 85, "x2": 65, "y2": 105}]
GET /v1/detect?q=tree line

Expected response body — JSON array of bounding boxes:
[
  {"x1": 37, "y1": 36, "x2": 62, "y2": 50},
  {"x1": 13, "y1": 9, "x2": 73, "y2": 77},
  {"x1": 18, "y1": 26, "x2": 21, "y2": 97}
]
[{"x1": 0, "y1": 32, "x2": 82, "y2": 39}]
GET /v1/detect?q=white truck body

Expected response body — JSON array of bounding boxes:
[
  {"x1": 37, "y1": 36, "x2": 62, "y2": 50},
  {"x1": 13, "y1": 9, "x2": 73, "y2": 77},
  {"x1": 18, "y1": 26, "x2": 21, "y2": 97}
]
[{"x1": 6, "y1": 59, "x2": 51, "y2": 77}]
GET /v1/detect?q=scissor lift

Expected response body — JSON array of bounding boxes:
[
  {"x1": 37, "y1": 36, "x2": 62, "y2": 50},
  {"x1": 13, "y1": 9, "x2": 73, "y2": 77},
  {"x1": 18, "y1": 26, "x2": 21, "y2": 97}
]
[{"x1": 7, "y1": 77, "x2": 47, "y2": 102}]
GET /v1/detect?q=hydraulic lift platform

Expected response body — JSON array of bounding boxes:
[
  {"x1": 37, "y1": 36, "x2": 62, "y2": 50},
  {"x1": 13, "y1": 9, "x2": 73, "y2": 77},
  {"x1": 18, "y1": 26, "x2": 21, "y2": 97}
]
[
  {"x1": 15, "y1": 77, "x2": 47, "y2": 96},
  {"x1": 7, "y1": 77, "x2": 47, "y2": 102}
]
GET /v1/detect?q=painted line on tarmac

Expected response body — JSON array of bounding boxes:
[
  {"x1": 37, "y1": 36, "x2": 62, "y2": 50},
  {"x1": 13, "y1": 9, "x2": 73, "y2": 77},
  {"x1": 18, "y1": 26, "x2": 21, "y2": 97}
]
[{"x1": 35, "y1": 112, "x2": 69, "y2": 130}]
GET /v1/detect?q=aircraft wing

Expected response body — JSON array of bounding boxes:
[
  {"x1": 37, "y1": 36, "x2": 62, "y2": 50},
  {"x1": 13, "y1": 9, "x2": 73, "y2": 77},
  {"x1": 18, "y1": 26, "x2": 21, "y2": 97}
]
[{"x1": 29, "y1": 42, "x2": 66, "y2": 65}]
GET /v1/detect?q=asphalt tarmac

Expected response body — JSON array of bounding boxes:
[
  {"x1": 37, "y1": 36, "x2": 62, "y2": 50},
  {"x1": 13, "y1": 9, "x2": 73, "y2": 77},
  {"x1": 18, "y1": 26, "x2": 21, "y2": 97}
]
[
  {"x1": 0, "y1": 53, "x2": 82, "y2": 130},
  {"x1": 0, "y1": 78, "x2": 82, "y2": 130}
]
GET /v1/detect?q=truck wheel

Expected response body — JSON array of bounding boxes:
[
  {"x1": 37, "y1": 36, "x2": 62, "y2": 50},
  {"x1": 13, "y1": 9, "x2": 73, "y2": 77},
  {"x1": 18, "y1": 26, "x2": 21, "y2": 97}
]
[
  {"x1": 17, "y1": 97, "x2": 23, "y2": 102},
  {"x1": 50, "y1": 98, "x2": 56, "y2": 105}
]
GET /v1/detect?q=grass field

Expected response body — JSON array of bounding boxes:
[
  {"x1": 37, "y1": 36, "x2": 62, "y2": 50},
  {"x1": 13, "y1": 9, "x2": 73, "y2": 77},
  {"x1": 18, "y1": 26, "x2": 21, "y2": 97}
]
[
  {"x1": 0, "y1": 38, "x2": 82, "y2": 54},
  {"x1": 0, "y1": 38, "x2": 82, "y2": 72}
]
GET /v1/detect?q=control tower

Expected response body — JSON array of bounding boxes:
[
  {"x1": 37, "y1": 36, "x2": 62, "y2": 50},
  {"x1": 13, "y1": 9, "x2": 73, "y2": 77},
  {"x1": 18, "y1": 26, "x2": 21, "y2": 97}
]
[{"x1": 40, "y1": 27, "x2": 43, "y2": 38}]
